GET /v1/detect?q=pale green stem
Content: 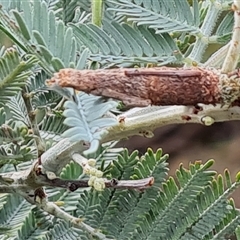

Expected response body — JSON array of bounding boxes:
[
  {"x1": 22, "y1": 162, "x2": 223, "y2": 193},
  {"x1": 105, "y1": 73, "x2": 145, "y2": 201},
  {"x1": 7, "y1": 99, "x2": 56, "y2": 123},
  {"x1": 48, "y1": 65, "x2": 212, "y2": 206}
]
[
  {"x1": 221, "y1": 1, "x2": 240, "y2": 73},
  {"x1": 91, "y1": 0, "x2": 103, "y2": 27},
  {"x1": 102, "y1": 105, "x2": 240, "y2": 143},
  {"x1": 186, "y1": 2, "x2": 224, "y2": 65},
  {"x1": 35, "y1": 199, "x2": 111, "y2": 240},
  {"x1": 22, "y1": 88, "x2": 45, "y2": 157}
]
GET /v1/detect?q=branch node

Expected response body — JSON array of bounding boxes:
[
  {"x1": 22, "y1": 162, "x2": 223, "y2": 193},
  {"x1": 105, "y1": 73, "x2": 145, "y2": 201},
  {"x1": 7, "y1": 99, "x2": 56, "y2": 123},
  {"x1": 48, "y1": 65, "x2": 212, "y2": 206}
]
[
  {"x1": 201, "y1": 116, "x2": 215, "y2": 126},
  {"x1": 46, "y1": 171, "x2": 57, "y2": 180}
]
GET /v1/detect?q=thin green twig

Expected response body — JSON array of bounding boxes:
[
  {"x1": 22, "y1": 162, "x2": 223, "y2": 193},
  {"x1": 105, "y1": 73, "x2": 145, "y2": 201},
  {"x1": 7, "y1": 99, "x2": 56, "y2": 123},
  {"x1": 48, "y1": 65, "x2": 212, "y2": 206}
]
[
  {"x1": 91, "y1": 0, "x2": 103, "y2": 27},
  {"x1": 22, "y1": 87, "x2": 45, "y2": 157}
]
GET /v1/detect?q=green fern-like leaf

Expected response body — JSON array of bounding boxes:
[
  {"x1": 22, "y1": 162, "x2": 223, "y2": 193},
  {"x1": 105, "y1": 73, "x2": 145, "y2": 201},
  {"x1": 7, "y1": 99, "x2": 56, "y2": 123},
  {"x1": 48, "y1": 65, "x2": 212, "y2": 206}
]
[
  {"x1": 214, "y1": 12, "x2": 233, "y2": 44},
  {"x1": 28, "y1": 70, "x2": 62, "y2": 109},
  {"x1": 0, "y1": 139, "x2": 36, "y2": 166},
  {"x1": 62, "y1": 93, "x2": 118, "y2": 154},
  {"x1": 106, "y1": 149, "x2": 168, "y2": 238},
  {"x1": 76, "y1": 149, "x2": 169, "y2": 239},
  {"x1": 16, "y1": 211, "x2": 48, "y2": 240},
  {"x1": 55, "y1": 161, "x2": 85, "y2": 213},
  {"x1": 0, "y1": 194, "x2": 32, "y2": 237},
  {"x1": 71, "y1": 21, "x2": 180, "y2": 67},
  {"x1": 0, "y1": 48, "x2": 37, "y2": 105},
  {"x1": 7, "y1": 93, "x2": 30, "y2": 127},
  {"x1": 0, "y1": 0, "x2": 22, "y2": 11},
  {"x1": 51, "y1": 144, "x2": 123, "y2": 216},
  {"x1": 76, "y1": 149, "x2": 140, "y2": 236},
  {"x1": 42, "y1": 144, "x2": 125, "y2": 239},
  {"x1": 0, "y1": 105, "x2": 36, "y2": 167},
  {"x1": 0, "y1": 122, "x2": 25, "y2": 145},
  {"x1": 142, "y1": 160, "x2": 215, "y2": 240},
  {"x1": 216, "y1": 12, "x2": 233, "y2": 36},
  {"x1": 39, "y1": 113, "x2": 68, "y2": 142},
  {"x1": 0, "y1": 194, "x2": 8, "y2": 210},
  {"x1": 107, "y1": 0, "x2": 201, "y2": 34},
  {"x1": 78, "y1": 157, "x2": 240, "y2": 240},
  {"x1": 52, "y1": 0, "x2": 124, "y2": 24},
  {"x1": 48, "y1": 0, "x2": 88, "y2": 24},
  {"x1": 46, "y1": 220, "x2": 86, "y2": 240},
  {"x1": 117, "y1": 149, "x2": 169, "y2": 239},
  {"x1": 0, "y1": 0, "x2": 78, "y2": 73},
  {"x1": 179, "y1": 171, "x2": 240, "y2": 240}
]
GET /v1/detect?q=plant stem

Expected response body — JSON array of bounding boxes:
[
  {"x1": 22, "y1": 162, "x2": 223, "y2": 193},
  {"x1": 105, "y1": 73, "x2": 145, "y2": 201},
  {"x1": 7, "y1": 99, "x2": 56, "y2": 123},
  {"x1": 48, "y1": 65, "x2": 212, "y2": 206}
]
[
  {"x1": 186, "y1": 2, "x2": 224, "y2": 65},
  {"x1": 36, "y1": 199, "x2": 111, "y2": 240},
  {"x1": 91, "y1": 0, "x2": 103, "y2": 27},
  {"x1": 102, "y1": 104, "x2": 240, "y2": 142},
  {"x1": 22, "y1": 87, "x2": 45, "y2": 157},
  {"x1": 40, "y1": 139, "x2": 88, "y2": 175},
  {"x1": 0, "y1": 171, "x2": 154, "y2": 193},
  {"x1": 221, "y1": 1, "x2": 240, "y2": 73}
]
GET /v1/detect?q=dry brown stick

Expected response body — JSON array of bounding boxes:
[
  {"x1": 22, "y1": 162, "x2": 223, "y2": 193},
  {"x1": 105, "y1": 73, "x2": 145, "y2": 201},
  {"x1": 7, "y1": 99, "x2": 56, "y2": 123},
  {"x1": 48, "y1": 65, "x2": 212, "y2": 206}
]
[
  {"x1": 46, "y1": 67, "x2": 240, "y2": 107},
  {"x1": 34, "y1": 175, "x2": 154, "y2": 192},
  {"x1": 0, "y1": 169, "x2": 154, "y2": 193}
]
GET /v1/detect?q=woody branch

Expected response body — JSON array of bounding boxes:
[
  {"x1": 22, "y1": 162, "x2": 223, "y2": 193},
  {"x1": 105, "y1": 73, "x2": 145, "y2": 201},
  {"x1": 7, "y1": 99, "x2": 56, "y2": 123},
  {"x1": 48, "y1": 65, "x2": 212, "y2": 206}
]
[{"x1": 102, "y1": 104, "x2": 240, "y2": 143}]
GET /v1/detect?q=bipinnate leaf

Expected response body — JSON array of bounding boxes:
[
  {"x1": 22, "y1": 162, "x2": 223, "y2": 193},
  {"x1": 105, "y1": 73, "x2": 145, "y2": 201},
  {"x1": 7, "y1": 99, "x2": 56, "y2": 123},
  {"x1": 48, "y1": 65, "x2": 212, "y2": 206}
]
[{"x1": 62, "y1": 93, "x2": 117, "y2": 154}]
